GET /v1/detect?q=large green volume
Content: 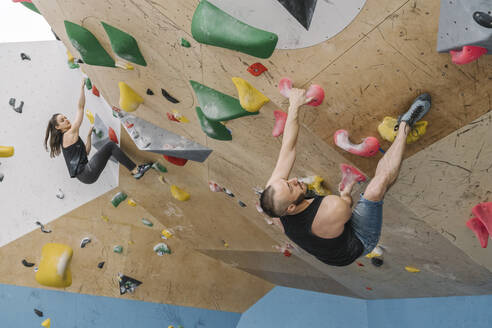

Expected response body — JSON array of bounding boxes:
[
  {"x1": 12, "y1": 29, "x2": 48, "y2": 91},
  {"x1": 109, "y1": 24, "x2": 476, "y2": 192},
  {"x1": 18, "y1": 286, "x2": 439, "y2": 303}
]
[
  {"x1": 21, "y1": 2, "x2": 40, "y2": 14},
  {"x1": 191, "y1": 0, "x2": 278, "y2": 59},
  {"x1": 196, "y1": 107, "x2": 232, "y2": 141},
  {"x1": 190, "y1": 80, "x2": 258, "y2": 122},
  {"x1": 64, "y1": 21, "x2": 115, "y2": 67},
  {"x1": 101, "y1": 22, "x2": 147, "y2": 66}
]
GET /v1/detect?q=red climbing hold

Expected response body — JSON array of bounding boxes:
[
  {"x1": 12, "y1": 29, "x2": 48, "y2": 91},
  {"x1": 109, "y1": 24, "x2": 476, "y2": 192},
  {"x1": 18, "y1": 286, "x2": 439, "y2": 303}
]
[
  {"x1": 339, "y1": 164, "x2": 366, "y2": 192},
  {"x1": 124, "y1": 121, "x2": 134, "y2": 129},
  {"x1": 334, "y1": 129, "x2": 380, "y2": 157},
  {"x1": 166, "y1": 112, "x2": 180, "y2": 122},
  {"x1": 272, "y1": 110, "x2": 287, "y2": 137},
  {"x1": 92, "y1": 85, "x2": 100, "y2": 97},
  {"x1": 108, "y1": 127, "x2": 118, "y2": 144},
  {"x1": 163, "y1": 155, "x2": 188, "y2": 166},
  {"x1": 356, "y1": 262, "x2": 364, "y2": 267},
  {"x1": 466, "y1": 217, "x2": 489, "y2": 248},
  {"x1": 450, "y1": 46, "x2": 487, "y2": 65},
  {"x1": 472, "y1": 202, "x2": 492, "y2": 236},
  {"x1": 283, "y1": 249, "x2": 292, "y2": 257},
  {"x1": 305, "y1": 84, "x2": 325, "y2": 107},
  {"x1": 247, "y1": 63, "x2": 268, "y2": 77}
]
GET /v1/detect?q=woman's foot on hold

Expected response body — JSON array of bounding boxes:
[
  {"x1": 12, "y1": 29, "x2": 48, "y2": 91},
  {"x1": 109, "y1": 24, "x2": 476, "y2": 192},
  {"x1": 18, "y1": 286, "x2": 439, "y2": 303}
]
[
  {"x1": 395, "y1": 93, "x2": 431, "y2": 131},
  {"x1": 133, "y1": 163, "x2": 153, "y2": 179}
]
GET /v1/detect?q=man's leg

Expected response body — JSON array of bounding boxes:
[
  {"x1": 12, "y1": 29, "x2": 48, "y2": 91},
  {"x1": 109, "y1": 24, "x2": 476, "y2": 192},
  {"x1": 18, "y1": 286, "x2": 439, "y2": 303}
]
[{"x1": 363, "y1": 122, "x2": 410, "y2": 202}]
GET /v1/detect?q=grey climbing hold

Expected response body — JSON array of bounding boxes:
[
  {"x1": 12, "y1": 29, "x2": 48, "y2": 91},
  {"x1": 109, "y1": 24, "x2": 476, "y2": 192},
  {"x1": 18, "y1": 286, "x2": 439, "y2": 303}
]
[
  {"x1": 35, "y1": 221, "x2": 51, "y2": 233},
  {"x1": 9, "y1": 98, "x2": 15, "y2": 106},
  {"x1": 80, "y1": 237, "x2": 91, "y2": 248},
  {"x1": 9, "y1": 98, "x2": 23, "y2": 113},
  {"x1": 56, "y1": 189, "x2": 64, "y2": 199},
  {"x1": 238, "y1": 200, "x2": 247, "y2": 207},
  {"x1": 0, "y1": 173, "x2": 4, "y2": 182},
  {"x1": 142, "y1": 218, "x2": 153, "y2": 227}
]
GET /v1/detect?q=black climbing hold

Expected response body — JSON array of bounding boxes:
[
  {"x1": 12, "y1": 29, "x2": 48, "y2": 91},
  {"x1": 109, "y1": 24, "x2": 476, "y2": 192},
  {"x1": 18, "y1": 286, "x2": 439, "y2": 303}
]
[
  {"x1": 97, "y1": 261, "x2": 105, "y2": 269},
  {"x1": 223, "y1": 189, "x2": 235, "y2": 197},
  {"x1": 9, "y1": 98, "x2": 15, "y2": 106},
  {"x1": 161, "y1": 88, "x2": 179, "y2": 104},
  {"x1": 22, "y1": 259, "x2": 35, "y2": 267},
  {"x1": 20, "y1": 53, "x2": 31, "y2": 61},
  {"x1": 277, "y1": 0, "x2": 318, "y2": 30},
  {"x1": 52, "y1": 28, "x2": 61, "y2": 41},
  {"x1": 34, "y1": 309, "x2": 43, "y2": 317},
  {"x1": 118, "y1": 273, "x2": 142, "y2": 295},
  {"x1": 80, "y1": 237, "x2": 91, "y2": 248},
  {"x1": 146, "y1": 89, "x2": 154, "y2": 95},
  {"x1": 76, "y1": 59, "x2": 84, "y2": 64},
  {"x1": 238, "y1": 200, "x2": 247, "y2": 208},
  {"x1": 473, "y1": 11, "x2": 492, "y2": 28},
  {"x1": 371, "y1": 257, "x2": 384, "y2": 267}
]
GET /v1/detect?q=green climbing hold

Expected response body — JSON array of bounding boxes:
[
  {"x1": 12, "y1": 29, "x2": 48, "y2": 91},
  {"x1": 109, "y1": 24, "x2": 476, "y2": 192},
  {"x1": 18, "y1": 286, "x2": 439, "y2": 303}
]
[
  {"x1": 181, "y1": 38, "x2": 191, "y2": 48},
  {"x1": 113, "y1": 245, "x2": 123, "y2": 253},
  {"x1": 141, "y1": 218, "x2": 153, "y2": 227},
  {"x1": 68, "y1": 61, "x2": 80, "y2": 69},
  {"x1": 111, "y1": 191, "x2": 127, "y2": 207},
  {"x1": 20, "y1": 2, "x2": 40, "y2": 14},
  {"x1": 196, "y1": 107, "x2": 232, "y2": 141},
  {"x1": 64, "y1": 21, "x2": 115, "y2": 68},
  {"x1": 191, "y1": 0, "x2": 278, "y2": 59},
  {"x1": 152, "y1": 162, "x2": 167, "y2": 173},
  {"x1": 85, "y1": 78, "x2": 92, "y2": 90},
  {"x1": 101, "y1": 22, "x2": 147, "y2": 67},
  {"x1": 190, "y1": 80, "x2": 258, "y2": 122}
]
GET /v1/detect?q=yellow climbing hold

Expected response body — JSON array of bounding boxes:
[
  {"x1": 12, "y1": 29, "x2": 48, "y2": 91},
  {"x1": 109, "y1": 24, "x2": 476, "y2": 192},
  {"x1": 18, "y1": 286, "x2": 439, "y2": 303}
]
[
  {"x1": 67, "y1": 50, "x2": 74, "y2": 62},
  {"x1": 232, "y1": 77, "x2": 269, "y2": 112},
  {"x1": 118, "y1": 82, "x2": 143, "y2": 112},
  {"x1": 128, "y1": 199, "x2": 137, "y2": 207},
  {"x1": 161, "y1": 229, "x2": 173, "y2": 239},
  {"x1": 0, "y1": 146, "x2": 14, "y2": 157},
  {"x1": 85, "y1": 109, "x2": 95, "y2": 124},
  {"x1": 301, "y1": 176, "x2": 330, "y2": 196},
  {"x1": 405, "y1": 266, "x2": 421, "y2": 273},
  {"x1": 171, "y1": 185, "x2": 190, "y2": 201},
  {"x1": 35, "y1": 243, "x2": 73, "y2": 288},
  {"x1": 378, "y1": 117, "x2": 428, "y2": 144},
  {"x1": 172, "y1": 110, "x2": 190, "y2": 123},
  {"x1": 41, "y1": 318, "x2": 51, "y2": 328},
  {"x1": 101, "y1": 215, "x2": 109, "y2": 222}
]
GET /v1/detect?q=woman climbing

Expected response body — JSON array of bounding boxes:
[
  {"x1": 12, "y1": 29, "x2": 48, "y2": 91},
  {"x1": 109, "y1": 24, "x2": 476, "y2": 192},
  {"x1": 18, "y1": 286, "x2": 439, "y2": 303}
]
[{"x1": 44, "y1": 80, "x2": 152, "y2": 184}]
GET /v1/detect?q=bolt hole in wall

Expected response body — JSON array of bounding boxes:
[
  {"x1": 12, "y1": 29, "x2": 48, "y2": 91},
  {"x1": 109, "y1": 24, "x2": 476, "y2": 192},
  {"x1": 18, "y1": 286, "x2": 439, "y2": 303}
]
[{"x1": 0, "y1": 41, "x2": 120, "y2": 247}]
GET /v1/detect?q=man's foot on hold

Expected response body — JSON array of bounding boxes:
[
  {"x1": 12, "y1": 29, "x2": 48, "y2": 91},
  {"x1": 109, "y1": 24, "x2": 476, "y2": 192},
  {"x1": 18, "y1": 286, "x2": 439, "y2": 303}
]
[
  {"x1": 395, "y1": 93, "x2": 431, "y2": 131},
  {"x1": 133, "y1": 163, "x2": 153, "y2": 179}
]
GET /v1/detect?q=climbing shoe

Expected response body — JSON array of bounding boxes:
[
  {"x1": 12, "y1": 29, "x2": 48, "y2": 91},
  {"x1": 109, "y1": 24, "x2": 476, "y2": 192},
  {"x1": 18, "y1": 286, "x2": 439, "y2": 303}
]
[
  {"x1": 133, "y1": 162, "x2": 153, "y2": 179},
  {"x1": 395, "y1": 93, "x2": 431, "y2": 131}
]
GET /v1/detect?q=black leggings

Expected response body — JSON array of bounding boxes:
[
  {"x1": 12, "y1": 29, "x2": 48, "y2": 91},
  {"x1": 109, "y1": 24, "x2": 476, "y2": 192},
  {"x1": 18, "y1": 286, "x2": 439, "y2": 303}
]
[{"x1": 77, "y1": 141, "x2": 136, "y2": 184}]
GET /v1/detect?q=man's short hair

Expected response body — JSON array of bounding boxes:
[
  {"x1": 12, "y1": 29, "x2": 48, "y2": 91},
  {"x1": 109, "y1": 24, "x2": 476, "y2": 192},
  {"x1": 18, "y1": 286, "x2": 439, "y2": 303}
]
[{"x1": 260, "y1": 185, "x2": 282, "y2": 218}]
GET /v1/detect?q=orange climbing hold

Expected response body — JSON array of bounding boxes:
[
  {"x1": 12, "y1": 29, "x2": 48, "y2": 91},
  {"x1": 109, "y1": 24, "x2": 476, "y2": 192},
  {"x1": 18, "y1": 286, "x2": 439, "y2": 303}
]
[
  {"x1": 118, "y1": 82, "x2": 143, "y2": 112},
  {"x1": 466, "y1": 217, "x2": 489, "y2": 248},
  {"x1": 272, "y1": 110, "x2": 287, "y2": 137},
  {"x1": 108, "y1": 127, "x2": 118, "y2": 144},
  {"x1": 92, "y1": 85, "x2": 100, "y2": 97}
]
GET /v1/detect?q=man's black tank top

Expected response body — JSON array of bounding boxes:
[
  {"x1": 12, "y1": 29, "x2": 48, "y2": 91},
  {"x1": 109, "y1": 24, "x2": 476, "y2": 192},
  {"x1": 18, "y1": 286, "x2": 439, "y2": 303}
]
[
  {"x1": 61, "y1": 136, "x2": 88, "y2": 178},
  {"x1": 280, "y1": 196, "x2": 364, "y2": 266}
]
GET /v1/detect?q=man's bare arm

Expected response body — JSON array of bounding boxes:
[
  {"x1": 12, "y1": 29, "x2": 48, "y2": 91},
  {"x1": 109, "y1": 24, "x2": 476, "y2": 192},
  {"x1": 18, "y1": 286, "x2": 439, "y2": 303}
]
[{"x1": 266, "y1": 89, "x2": 310, "y2": 186}]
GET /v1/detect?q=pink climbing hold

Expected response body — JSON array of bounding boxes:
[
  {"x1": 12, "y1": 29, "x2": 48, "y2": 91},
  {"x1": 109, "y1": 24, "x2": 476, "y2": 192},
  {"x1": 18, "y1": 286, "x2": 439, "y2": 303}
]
[
  {"x1": 272, "y1": 110, "x2": 288, "y2": 137},
  {"x1": 279, "y1": 77, "x2": 324, "y2": 106},
  {"x1": 450, "y1": 46, "x2": 487, "y2": 65},
  {"x1": 108, "y1": 127, "x2": 118, "y2": 144},
  {"x1": 339, "y1": 164, "x2": 366, "y2": 192},
  {"x1": 305, "y1": 84, "x2": 325, "y2": 107},
  {"x1": 472, "y1": 202, "x2": 492, "y2": 236},
  {"x1": 166, "y1": 112, "x2": 180, "y2": 122},
  {"x1": 466, "y1": 217, "x2": 489, "y2": 248},
  {"x1": 12, "y1": 0, "x2": 33, "y2": 2},
  {"x1": 209, "y1": 181, "x2": 222, "y2": 192},
  {"x1": 279, "y1": 77, "x2": 293, "y2": 98},
  {"x1": 334, "y1": 129, "x2": 380, "y2": 157}
]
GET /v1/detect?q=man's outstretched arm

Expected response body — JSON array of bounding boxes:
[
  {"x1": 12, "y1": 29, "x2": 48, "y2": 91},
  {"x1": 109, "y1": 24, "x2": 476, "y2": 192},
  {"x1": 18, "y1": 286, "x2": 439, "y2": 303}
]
[{"x1": 266, "y1": 88, "x2": 309, "y2": 186}]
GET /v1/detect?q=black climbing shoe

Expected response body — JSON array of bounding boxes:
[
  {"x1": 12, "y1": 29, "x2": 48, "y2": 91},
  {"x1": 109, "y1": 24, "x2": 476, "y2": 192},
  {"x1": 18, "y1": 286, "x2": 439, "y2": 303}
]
[
  {"x1": 133, "y1": 162, "x2": 153, "y2": 179},
  {"x1": 395, "y1": 93, "x2": 431, "y2": 131}
]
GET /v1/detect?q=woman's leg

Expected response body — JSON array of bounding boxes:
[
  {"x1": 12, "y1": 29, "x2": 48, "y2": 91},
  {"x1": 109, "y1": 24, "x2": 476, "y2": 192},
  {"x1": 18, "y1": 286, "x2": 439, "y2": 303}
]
[{"x1": 86, "y1": 141, "x2": 136, "y2": 181}]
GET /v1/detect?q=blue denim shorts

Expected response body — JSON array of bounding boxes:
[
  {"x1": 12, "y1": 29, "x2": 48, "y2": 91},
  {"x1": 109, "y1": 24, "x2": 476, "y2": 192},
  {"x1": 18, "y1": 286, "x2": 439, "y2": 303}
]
[{"x1": 350, "y1": 193, "x2": 383, "y2": 256}]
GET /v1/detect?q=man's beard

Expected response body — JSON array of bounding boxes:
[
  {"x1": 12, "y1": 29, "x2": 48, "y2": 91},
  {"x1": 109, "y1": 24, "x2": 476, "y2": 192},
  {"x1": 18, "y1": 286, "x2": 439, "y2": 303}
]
[{"x1": 293, "y1": 190, "x2": 306, "y2": 205}]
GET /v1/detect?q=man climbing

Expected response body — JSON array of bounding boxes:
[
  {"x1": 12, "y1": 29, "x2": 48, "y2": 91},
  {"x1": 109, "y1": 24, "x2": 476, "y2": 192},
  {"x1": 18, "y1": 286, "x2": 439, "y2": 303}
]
[{"x1": 260, "y1": 88, "x2": 431, "y2": 266}]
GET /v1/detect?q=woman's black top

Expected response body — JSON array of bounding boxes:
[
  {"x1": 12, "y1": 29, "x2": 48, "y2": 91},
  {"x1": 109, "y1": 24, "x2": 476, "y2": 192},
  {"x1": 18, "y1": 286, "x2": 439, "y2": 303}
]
[
  {"x1": 61, "y1": 136, "x2": 88, "y2": 178},
  {"x1": 280, "y1": 196, "x2": 364, "y2": 266}
]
